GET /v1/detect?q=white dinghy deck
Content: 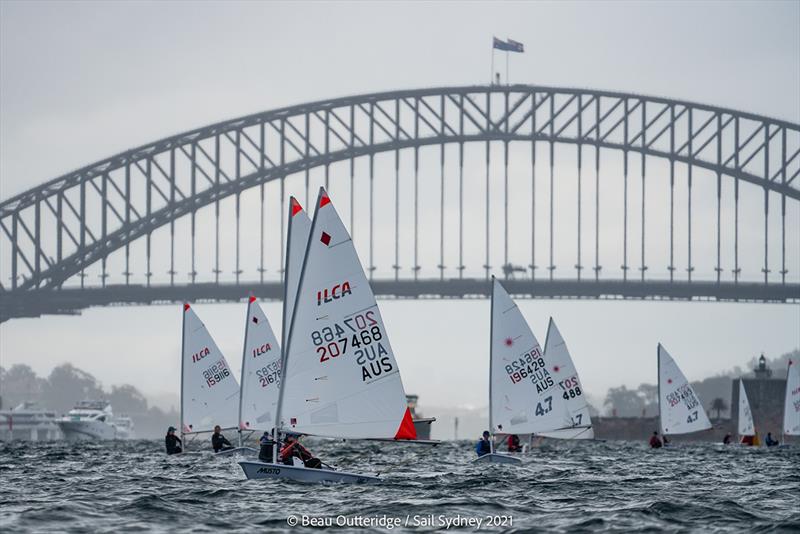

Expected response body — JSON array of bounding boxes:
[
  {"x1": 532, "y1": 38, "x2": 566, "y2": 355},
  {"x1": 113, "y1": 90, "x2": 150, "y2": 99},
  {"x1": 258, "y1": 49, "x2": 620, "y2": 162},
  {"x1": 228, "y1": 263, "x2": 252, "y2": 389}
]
[
  {"x1": 239, "y1": 460, "x2": 379, "y2": 483},
  {"x1": 472, "y1": 453, "x2": 522, "y2": 465}
]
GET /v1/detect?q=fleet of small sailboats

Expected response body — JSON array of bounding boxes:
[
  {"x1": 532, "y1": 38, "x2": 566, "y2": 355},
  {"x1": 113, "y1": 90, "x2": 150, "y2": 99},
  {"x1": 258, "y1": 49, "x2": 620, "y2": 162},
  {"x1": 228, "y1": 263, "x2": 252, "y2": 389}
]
[{"x1": 176, "y1": 190, "x2": 797, "y2": 482}]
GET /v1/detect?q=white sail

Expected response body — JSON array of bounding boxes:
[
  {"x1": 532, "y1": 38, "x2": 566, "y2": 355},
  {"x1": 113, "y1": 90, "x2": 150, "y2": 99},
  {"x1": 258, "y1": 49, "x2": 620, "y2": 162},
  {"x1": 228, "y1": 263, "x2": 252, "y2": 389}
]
[
  {"x1": 737, "y1": 380, "x2": 755, "y2": 437},
  {"x1": 784, "y1": 358, "x2": 800, "y2": 436},
  {"x1": 538, "y1": 318, "x2": 595, "y2": 440},
  {"x1": 181, "y1": 304, "x2": 240, "y2": 434},
  {"x1": 278, "y1": 188, "x2": 416, "y2": 440},
  {"x1": 283, "y1": 196, "x2": 312, "y2": 350},
  {"x1": 657, "y1": 344, "x2": 712, "y2": 435},
  {"x1": 238, "y1": 297, "x2": 282, "y2": 431},
  {"x1": 490, "y1": 278, "x2": 571, "y2": 436}
]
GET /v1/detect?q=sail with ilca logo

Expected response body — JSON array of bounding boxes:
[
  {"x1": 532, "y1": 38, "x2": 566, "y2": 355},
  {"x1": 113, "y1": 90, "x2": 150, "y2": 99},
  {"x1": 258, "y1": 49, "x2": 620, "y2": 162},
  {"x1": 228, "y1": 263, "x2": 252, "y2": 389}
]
[
  {"x1": 657, "y1": 344, "x2": 712, "y2": 436},
  {"x1": 238, "y1": 297, "x2": 282, "y2": 434},
  {"x1": 181, "y1": 304, "x2": 240, "y2": 438},
  {"x1": 275, "y1": 188, "x2": 416, "y2": 440},
  {"x1": 239, "y1": 189, "x2": 415, "y2": 483}
]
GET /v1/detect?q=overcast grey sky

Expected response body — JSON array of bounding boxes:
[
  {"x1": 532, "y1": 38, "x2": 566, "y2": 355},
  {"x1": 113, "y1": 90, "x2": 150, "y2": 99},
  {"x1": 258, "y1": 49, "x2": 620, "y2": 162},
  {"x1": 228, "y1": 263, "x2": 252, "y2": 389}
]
[{"x1": 1, "y1": 1, "x2": 798, "y2": 410}]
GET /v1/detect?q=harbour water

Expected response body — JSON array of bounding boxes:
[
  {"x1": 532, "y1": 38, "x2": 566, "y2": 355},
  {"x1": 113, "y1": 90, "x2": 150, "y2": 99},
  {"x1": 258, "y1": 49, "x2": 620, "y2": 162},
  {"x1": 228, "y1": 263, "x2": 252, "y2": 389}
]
[{"x1": 1, "y1": 439, "x2": 798, "y2": 532}]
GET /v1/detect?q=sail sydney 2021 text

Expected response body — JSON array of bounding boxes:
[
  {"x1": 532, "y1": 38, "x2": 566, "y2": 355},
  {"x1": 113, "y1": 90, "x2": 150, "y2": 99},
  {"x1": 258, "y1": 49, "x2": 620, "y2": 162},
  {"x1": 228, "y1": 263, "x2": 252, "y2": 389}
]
[{"x1": 288, "y1": 514, "x2": 513, "y2": 529}]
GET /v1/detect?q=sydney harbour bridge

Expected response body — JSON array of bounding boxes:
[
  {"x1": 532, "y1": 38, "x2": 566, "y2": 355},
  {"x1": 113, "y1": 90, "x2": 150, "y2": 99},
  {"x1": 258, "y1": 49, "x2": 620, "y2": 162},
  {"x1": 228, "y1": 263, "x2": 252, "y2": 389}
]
[{"x1": 1, "y1": 84, "x2": 798, "y2": 322}]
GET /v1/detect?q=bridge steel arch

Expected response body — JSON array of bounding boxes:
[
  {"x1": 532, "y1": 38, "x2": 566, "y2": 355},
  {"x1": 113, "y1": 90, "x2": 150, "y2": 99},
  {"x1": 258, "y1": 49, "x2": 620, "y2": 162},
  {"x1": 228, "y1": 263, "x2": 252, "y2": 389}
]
[{"x1": 1, "y1": 84, "x2": 799, "y2": 319}]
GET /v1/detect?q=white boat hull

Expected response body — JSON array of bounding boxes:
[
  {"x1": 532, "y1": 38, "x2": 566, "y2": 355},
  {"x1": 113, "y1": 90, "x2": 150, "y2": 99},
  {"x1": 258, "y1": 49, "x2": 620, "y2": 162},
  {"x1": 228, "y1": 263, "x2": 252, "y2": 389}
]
[
  {"x1": 215, "y1": 446, "x2": 258, "y2": 457},
  {"x1": 239, "y1": 460, "x2": 380, "y2": 483},
  {"x1": 472, "y1": 453, "x2": 522, "y2": 465},
  {"x1": 57, "y1": 420, "x2": 119, "y2": 441}
]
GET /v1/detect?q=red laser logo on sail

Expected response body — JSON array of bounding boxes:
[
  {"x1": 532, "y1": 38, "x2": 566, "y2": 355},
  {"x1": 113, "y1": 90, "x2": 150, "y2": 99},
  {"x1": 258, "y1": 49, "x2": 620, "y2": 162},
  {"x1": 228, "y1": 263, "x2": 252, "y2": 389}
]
[
  {"x1": 317, "y1": 281, "x2": 352, "y2": 306},
  {"x1": 192, "y1": 347, "x2": 210, "y2": 363}
]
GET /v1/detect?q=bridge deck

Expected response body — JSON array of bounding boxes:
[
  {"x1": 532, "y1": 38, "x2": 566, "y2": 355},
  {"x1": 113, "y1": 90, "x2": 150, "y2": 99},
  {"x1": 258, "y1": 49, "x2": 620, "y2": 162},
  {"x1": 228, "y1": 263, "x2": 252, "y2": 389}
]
[{"x1": 2, "y1": 279, "x2": 797, "y2": 322}]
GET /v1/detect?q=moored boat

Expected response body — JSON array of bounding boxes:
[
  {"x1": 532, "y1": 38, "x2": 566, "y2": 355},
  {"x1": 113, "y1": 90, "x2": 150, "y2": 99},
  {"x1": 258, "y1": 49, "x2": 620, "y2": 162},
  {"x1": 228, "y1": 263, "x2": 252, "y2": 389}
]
[{"x1": 56, "y1": 400, "x2": 134, "y2": 441}]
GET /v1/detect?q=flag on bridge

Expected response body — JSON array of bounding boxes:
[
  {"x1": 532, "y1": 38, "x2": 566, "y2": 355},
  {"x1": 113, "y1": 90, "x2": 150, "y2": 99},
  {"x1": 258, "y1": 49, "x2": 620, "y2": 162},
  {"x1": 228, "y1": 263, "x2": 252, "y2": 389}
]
[
  {"x1": 506, "y1": 38, "x2": 524, "y2": 53},
  {"x1": 493, "y1": 37, "x2": 524, "y2": 53}
]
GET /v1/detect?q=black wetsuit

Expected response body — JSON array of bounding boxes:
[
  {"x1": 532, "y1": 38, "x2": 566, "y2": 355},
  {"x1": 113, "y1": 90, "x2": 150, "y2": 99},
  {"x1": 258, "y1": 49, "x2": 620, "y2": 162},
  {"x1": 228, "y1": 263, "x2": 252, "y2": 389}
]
[
  {"x1": 475, "y1": 438, "x2": 491, "y2": 456},
  {"x1": 259, "y1": 436, "x2": 276, "y2": 462},
  {"x1": 212, "y1": 432, "x2": 233, "y2": 452},
  {"x1": 165, "y1": 434, "x2": 182, "y2": 455}
]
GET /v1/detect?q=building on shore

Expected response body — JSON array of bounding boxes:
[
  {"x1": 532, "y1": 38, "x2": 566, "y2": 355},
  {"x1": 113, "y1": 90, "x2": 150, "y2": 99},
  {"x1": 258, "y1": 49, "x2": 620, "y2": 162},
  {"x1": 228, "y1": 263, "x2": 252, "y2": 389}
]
[
  {"x1": 731, "y1": 355, "x2": 786, "y2": 438},
  {"x1": 0, "y1": 402, "x2": 62, "y2": 441}
]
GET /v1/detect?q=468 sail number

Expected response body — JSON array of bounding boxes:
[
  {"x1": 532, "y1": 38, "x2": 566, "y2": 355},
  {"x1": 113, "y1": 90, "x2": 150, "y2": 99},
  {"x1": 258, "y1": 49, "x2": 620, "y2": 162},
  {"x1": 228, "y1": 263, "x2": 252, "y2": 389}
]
[{"x1": 311, "y1": 312, "x2": 382, "y2": 362}]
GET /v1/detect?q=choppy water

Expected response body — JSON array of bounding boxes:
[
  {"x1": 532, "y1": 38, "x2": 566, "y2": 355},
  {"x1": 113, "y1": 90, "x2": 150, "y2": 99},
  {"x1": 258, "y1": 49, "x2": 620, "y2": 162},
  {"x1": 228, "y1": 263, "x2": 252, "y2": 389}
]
[{"x1": 1, "y1": 439, "x2": 798, "y2": 532}]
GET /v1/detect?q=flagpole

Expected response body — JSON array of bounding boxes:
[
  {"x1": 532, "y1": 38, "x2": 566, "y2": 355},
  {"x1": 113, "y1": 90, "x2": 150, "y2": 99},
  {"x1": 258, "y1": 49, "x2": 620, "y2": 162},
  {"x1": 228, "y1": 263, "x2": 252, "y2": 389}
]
[{"x1": 491, "y1": 46, "x2": 495, "y2": 85}]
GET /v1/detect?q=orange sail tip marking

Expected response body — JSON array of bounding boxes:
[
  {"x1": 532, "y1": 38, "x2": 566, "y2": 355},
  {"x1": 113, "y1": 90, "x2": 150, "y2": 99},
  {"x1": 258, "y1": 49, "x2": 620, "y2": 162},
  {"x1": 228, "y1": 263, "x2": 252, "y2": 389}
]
[
  {"x1": 319, "y1": 193, "x2": 331, "y2": 208},
  {"x1": 183, "y1": 303, "x2": 190, "y2": 311},
  {"x1": 393, "y1": 407, "x2": 418, "y2": 440},
  {"x1": 290, "y1": 197, "x2": 303, "y2": 216},
  {"x1": 249, "y1": 295, "x2": 256, "y2": 303}
]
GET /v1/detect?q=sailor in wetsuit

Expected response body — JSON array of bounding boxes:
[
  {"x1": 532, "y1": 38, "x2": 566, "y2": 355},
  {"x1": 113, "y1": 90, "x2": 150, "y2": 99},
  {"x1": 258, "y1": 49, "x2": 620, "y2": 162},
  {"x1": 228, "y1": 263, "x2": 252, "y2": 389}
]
[
  {"x1": 280, "y1": 434, "x2": 322, "y2": 468},
  {"x1": 211, "y1": 425, "x2": 234, "y2": 453},
  {"x1": 165, "y1": 426, "x2": 182, "y2": 454},
  {"x1": 475, "y1": 431, "x2": 492, "y2": 456},
  {"x1": 258, "y1": 431, "x2": 278, "y2": 462},
  {"x1": 649, "y1": 431, "x2": 663, "y2": 449}
]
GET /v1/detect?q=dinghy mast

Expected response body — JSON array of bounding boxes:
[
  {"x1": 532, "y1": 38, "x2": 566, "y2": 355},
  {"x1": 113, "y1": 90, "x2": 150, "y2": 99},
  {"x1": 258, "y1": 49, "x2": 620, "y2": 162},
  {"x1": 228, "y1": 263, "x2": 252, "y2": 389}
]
[
  {"x1": 657, "y1": 344, "x2": 663, "y2": 436},
  {"x1": 180, "y1": 303, "x2": 188, "y2": 447},
  {"x1": 784, "y1": 358, "x2": 800, "y2": 442},
  {"x1": 237, "y1": 296, "x2": 254, "y2": 448},
  {"x1": 273, "y1": 196, "x2": 310, "y2": 463},
  {"x1": 488, "y1": 276, "x2": 496, "y2": 454}
]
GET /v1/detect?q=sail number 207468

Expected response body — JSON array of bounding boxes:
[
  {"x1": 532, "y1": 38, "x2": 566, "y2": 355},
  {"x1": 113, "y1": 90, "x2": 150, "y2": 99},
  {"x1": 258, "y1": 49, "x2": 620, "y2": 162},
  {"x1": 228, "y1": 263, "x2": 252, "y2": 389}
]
[{"x1": 311, "y1": 312, "x2": 382, "y2": 363}]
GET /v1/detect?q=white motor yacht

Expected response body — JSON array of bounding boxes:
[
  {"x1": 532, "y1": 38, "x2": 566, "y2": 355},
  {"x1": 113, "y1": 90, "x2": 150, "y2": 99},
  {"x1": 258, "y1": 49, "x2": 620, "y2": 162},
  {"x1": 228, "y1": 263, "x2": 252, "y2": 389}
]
[{"x1": 56, "y1": 400, "x2": 134, "y2": 441}]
